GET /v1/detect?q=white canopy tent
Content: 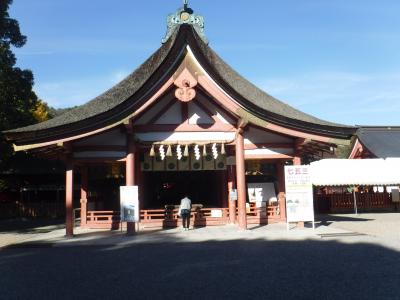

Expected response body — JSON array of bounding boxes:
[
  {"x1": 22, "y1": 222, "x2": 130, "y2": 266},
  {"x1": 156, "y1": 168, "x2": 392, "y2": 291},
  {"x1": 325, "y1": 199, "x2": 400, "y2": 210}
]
[
  {"x1": 310, "y1": 158, "x2": 400, "y2": 214},
  {"x1": 310, "y1": 158, "x2": 400, "y2": 186}
]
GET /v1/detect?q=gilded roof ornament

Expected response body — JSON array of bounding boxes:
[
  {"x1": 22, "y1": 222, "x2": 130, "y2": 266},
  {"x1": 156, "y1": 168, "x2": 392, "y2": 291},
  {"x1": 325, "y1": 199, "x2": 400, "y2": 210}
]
[{"x1": 162, "y1": 1, "x2": 208, "y2": 44}]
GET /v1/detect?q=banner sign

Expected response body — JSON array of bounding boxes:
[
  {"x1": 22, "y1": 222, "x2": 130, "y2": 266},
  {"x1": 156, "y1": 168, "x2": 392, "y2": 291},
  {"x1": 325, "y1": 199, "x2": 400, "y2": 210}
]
[
  {"x1": 284, "y1": 165, "x2": 314, "y2": 223},
  {"x1": 120, "y1": 186, "x2": 139, "y2": 223}
]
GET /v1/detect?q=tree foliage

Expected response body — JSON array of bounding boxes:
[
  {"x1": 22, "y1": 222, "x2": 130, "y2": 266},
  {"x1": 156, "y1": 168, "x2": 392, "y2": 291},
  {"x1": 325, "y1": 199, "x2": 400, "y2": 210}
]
[
  {"x1": 0, "y1": 0, "x2": 38, "y2": 180},
  {"x1": 32, "y1": 99, "x2": 51, "y2": 122}
]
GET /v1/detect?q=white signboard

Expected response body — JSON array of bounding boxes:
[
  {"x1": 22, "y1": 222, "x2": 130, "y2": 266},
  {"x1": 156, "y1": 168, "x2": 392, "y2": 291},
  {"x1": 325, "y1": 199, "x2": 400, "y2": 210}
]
[
  {"x1": 120, "y1": 186, "x2": 139, "y2": 223},
  {"x1": 392, "y1": 188, "x2": 400, "y2": 203},
  {"x1": 284, "y1": 165, "x2": 314, "y2": 226},
  {"x1": 247, "y1": 182, "x2": 277, "y2": 207},
  {"x1": 211, "y1": 209, "x2": 223, "y2": 218}
]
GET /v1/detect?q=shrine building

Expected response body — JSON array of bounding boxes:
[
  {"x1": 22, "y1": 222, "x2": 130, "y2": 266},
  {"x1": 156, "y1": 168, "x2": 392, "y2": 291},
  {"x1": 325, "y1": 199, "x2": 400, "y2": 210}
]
[{"x1": 4, "y1": 3, "x2": 355, "y2": 236}]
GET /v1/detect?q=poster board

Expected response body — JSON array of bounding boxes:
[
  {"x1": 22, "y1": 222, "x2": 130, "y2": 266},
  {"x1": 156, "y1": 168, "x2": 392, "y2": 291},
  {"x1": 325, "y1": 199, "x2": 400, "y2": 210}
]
[
  {"x1": 247, "y1": 182, "x2": 277, "y2": 207},
  {"x1": 284, "y1": 165, "x2": 315, "y2": 227},
  {"x1": 120, "y1": 186, "x2": 139, "y2": 222}
]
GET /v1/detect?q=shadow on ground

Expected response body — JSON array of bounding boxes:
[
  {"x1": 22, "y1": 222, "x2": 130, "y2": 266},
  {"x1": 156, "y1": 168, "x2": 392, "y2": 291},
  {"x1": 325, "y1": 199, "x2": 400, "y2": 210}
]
[
  {"x1": 0, "y1": 218, "x2": 64, "y2": 234},
  {"x1": 316, "y1": 214, "x2": 373, "y2": 227},
  {"x1": 0, "y1": 234, "x2": 399, "y2": 299}
]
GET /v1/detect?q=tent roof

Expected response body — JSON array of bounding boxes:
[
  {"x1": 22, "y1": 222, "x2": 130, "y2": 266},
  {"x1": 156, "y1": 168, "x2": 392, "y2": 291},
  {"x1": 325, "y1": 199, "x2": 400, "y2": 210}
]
[{"x1": 310, "y1": 158, "x2": 400, "y2": 186}]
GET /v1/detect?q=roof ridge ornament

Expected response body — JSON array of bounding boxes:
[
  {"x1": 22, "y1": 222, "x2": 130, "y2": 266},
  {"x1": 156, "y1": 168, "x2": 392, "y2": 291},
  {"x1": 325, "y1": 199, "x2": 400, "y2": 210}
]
[{"x1": 162, "y1": 1, "x2": 208, "y2": 44}]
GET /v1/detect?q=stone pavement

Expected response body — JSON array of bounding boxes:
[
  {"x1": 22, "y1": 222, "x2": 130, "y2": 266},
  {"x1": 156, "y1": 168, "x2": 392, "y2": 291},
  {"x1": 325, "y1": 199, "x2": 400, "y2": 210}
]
[
  {"x1": 2, "y1": 214, "x2": 399, "y2": 300},
  {"x1": 4, "y1": 213, "x2": 399, "y2": 249}
]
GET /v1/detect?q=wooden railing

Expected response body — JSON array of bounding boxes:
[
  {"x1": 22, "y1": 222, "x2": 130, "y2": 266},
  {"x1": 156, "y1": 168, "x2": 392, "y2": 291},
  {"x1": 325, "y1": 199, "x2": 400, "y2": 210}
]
[
  {"x1": 244, "y1": 203, "x2": 281, "y2": 224},
  {"x1": 141, "y1": 209, "x2": 171, "y2": 221},
  {"x1": 141, "y1": 208, "x2": 230, "y2": 221},
  {"x1": 86, "y1": 211, "x2": 121, "y2": 229},
  {"x1": 86, "y1": 204, "x2": 280, "y2": 229},
  {"x1": 0, "y1": 202, "x2": 65, "y2": 219},
  {"x1": 316, "y1": 192, "x2": 394, "y2": 213},
  {"x1": 246, "y1": 203, "x2": 280, "y2": 218}
]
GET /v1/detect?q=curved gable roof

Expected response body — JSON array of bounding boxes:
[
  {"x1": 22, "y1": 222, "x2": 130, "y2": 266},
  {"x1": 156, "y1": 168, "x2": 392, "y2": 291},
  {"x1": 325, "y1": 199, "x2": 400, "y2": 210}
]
[
  {"x1": 357, "y1": 127, "x2": 400, "y2": 158},
  {"x1": 5, "y1": 25, "x2": 355, "y2": 145}
]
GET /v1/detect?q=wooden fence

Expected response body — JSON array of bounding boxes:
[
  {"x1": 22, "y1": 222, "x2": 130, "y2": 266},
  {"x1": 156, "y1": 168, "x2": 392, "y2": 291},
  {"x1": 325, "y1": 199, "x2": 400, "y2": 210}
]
[
  {"x1": 85, "y1": 203, "x2": 281, "y2": 229},
  {"x1": 316, "y1": 192, "x2": 395, "y2": 213},
  {"x1": 0, "y1": 202, "x2": 65, "y2": 219}
]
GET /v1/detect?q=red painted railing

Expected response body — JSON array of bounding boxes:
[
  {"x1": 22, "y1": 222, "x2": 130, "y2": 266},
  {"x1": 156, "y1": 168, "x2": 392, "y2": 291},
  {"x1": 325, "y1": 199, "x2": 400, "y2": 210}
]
[
  {"x1": 316, "y1": 192, "x2": 394, "y2": 213},
  {"x1": 85, "y1": 203, "x2": 281, "y2": 229},
  {"x1": 86, "y1": 211, "x2": 121, "y2": 229}
]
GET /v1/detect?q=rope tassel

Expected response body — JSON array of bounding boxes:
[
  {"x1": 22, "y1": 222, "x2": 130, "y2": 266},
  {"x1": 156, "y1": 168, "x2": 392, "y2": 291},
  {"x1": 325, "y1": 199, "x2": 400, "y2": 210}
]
[
  {"x1": 149, "y1": 145, "x2": 155, "y2": 157},
  {"x1": 166, "y1": 145, "x2": 172, "y2": 156},
  {"x1": 221, "y1": 143, "x2": 226, "y2": 155},
  {"x1": 183, "y1": 144, "x2": 189, "y2": 157}
]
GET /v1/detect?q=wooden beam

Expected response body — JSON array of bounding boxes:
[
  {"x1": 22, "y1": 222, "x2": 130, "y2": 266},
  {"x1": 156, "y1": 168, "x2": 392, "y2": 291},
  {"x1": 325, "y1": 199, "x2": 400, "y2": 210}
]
[
  {"x1": 235, "y1": 130, "x2": 247, "y2": 230},
  {"x1": 245, "y1": 154, "x2": 293, "y2": 160},
  {"x1": 227, "y1": 165, "x2": 236, "y2": 224},
  {"x1": 126, "y1": 133, "x2": 136, "y2": 235},
  {"x1": 196, "y1": 88, "x2": 238, "y2": 120},
  {"x1": 244, "y1": 143, "x2": 294, "y2": 150},
  {"x1": 134, "y1": 123, "x2": 236, "y2": 132},
  {"x1": 65, "y1": 159, "x2": 74, "y2": 237},
  {"x1": 147, "y1": 97, "x2": 177, "y2": 125},
  {"x1": 181, "y1": 102, "x2": 189, "y2": 124},
  {"x1": 72, "y1": 145, "x2": 126, "y2": 152},
  {"x1": 80, "y1": 166, "x2": 88, "y2": 228}
]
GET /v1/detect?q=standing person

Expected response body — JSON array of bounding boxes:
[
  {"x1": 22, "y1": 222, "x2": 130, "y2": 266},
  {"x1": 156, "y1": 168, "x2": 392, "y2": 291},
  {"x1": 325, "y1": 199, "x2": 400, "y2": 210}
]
[{"x1": 179, "y1": 194, "x2": 192, "y2": 230}]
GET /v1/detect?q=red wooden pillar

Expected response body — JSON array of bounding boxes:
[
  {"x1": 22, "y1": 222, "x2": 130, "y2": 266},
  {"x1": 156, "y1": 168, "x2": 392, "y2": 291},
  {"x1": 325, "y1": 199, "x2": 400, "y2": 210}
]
[
  {"x1": 235, "y1": 130, "x2": 247, "y2": 230},
  {"x1": 293, "y1": 156, "x2": 301, "y2": 166},
  {"x1": 276, "y1": 161, "x2": 286, "y2": 220},
  {"x1": 136, "y1": 149, "x2": 145, "y2": 211},
  {"x1": 126, "y1": 133, "x2": 136, "y2": 234},
  {"x1": 228, "y1": 165, "x2": 236, "y2": 224},
  {"x1": 80, "y1": 166, "x2": 88, "y2": 228},
  {"x1": 65, "y1": 160, "x2": 74, "y2": 237},
  {"x1": 293, "y1": 138, "x2": 303, "y2": 166}
]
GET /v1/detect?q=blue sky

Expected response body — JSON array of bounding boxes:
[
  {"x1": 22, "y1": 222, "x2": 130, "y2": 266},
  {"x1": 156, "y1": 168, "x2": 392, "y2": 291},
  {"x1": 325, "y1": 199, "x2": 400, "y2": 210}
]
[{"x1": 9, "y1": 0, "x2": 400, "y2": 126}]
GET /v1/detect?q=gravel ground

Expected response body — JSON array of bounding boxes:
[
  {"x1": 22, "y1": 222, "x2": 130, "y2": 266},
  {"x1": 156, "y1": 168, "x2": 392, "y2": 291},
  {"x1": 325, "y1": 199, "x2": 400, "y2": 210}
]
[{"x1": 318, "y1": 213, "x2": 400, "y2": 249}]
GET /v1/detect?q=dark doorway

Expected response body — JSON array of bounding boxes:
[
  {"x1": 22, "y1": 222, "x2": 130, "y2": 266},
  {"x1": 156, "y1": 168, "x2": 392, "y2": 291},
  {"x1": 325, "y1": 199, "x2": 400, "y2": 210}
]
[
  {"x1": 143, "y1": 171, "x2": 222, "y2": 208},
  {"x1": 87, "y1": 165, "x2": 125, "y2": 211}
]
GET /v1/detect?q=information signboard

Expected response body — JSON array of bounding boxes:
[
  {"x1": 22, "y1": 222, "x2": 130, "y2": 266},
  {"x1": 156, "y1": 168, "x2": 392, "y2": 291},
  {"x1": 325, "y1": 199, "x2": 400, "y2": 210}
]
[
  {"x1": 120, "y1": 186, "x2": 139, "y2": 223},
  {"x1": 247, "y1": 182, "x2": 277, "y2": 205},
  {"x1": 284, "y1": 165, "x2": 314, "y2": 228}
]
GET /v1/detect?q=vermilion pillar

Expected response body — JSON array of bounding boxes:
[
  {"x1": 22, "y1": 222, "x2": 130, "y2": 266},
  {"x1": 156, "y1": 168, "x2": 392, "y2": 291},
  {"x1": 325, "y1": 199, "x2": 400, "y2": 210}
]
[
  {"x1": 126, "y1": 133, "x2": 136, "y2": 234},
  {"x1": 80, "y1": 166, "x2": 88, "y2": 228},
  {"x1": 276, "y1": 161, "x2": 286, "y2": 220},
  {"x1": 293, "y1": 156, "x2": 301, "y2": 166},
  {"x1": 235, "y1": 130, "x2": 247, "y2": 230},
  {"x1": 293, "y1": 138, "x2": 303, "y2": 166},
  {"x1": 65, "y1": 160, "x2": 74, "y2": 237},
  {"x1": 228, "y1": 165, "x2": 236, "y2": 224}
]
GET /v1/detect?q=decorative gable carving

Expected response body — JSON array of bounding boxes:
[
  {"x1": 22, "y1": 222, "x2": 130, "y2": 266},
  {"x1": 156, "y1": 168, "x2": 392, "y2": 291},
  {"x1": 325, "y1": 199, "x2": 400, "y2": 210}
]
[{"x1": 174, "y1": 67, "x2": 197, "y2": 102}]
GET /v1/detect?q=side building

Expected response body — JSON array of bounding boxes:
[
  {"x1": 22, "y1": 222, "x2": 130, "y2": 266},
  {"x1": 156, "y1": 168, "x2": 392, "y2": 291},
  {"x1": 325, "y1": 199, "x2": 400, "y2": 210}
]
[{"x1": 349, "y1": 127, "x2": 400, "y2": 159}]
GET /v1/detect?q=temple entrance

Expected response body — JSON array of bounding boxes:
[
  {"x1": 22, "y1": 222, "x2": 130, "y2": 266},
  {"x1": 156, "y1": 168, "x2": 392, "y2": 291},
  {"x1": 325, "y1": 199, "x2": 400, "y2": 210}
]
[{"x1": 143, "y1": 171, "x2": 225, "y2": 209}]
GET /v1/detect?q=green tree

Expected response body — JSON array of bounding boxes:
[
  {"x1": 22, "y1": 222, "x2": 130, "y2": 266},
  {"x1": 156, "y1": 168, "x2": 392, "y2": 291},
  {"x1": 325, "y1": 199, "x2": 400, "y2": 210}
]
[{"x1": 0, "y1": 0, "x2": 38, "y2": 183}]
